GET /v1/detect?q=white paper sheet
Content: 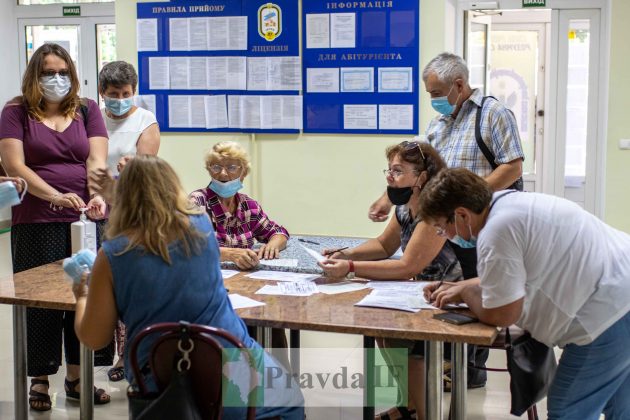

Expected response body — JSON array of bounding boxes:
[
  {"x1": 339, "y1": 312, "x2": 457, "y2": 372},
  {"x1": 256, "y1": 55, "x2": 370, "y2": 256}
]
[
  {"x1": 229, "y1": 294, "x2": 265, "y2": 309},
  {"x1": 189, "y1": 17, "x2": 208, "y2": 50},
  {"x1": 149, "y1": 57, "x2": 169, "y2": 90},
  {"x1": 226, "y1": 57, "x2": 247, "y2": 90},
  {"x1": 379, "y1": 104, "x2": 414, "y2": 130},
  {"x1": 355, "y1": 290, "x2": 427, "y2": 312},
  {"x1": 246, "y1": 270, "x2": 320, "y2": 282},
  {"x1": 240, "y1": 95, "x2": 261, "y2": 128},
  {"x1": 260, "y1": 96, "x2": 283, "y2": 129},
  {"x1": 259, "y1": 258, "x2": 299, "y2": 268},
  {"x1": 306, "y1": 68, "x2": 339, "y2": 93},
  {"x1": 189, "y1": 57, "x2": 208, "y2": 90},
  {"x1": 255, "y1": 282, "x2": 319, "y2": 296},
  {"x1": 169, "y1": 18, "x2": 189, "y2": 51},
  {"x1": 367, "y1": 281, "x2": 427, "y2": 292},
  {"x1": 269, "y1": 57, "x2": 302, "y2": 91},
  {"x1": 281, "y1": 96, "x2": 303, "y2": 129},
  {"x1": 306, "y1": 13, "x2": 330, "y2": 49},
  {"x1": 247, "y1": 57, "x2": 269, "y2": 91},
  {"x1": 204, "y1": 95, "x2": 228, "y2": 129},
  {"x1": 221, "y1": 269, "x2": 240, "y2": 279},
  {"x1": 168, "y1": 95, "x2": 190, "y2": 128},
  {"x1": 300, "y1": 244, "x2": 325, "y2": 263},
  {"x1": 318, "y1": 281, "x2": 370, "y2": 295},
  {"x1": 208, "y1": 16, "x2": 229, "y2": 50},
  {"x1": 340, "y1": 67, "x2": 374, "y2": 92},
  {"x1": 133, "y1": 95, "x2": 156, "y2": 116},
  {"x1": 378, "y1": 67, "x2": 413, "y2": 92},
  {"x1": 228, "y1": 16, "x2": 248, "y2": 50},
  {"x1": 227, "y1": 95, "x2": 241, "y2": 128},
  {"x1": 137, "y1": 19, "x2": 158, "y2": 52},
  {"x1": 190, "y1": 95, "x2": 206, "y2": 128},
  {"x1": 169, "y1": 57, "x2": 189, "y2": 90},
  {"x1": 331, "y1": 13, "x2": 356, "y2": 48},
  {"x1": 343, "y1": 105, "x2": 377, "y2": 130}
]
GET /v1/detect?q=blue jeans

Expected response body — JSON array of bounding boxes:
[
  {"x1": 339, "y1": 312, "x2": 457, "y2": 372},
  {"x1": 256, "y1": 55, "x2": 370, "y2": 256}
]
[{"x1": 547, "y1": 310, "x2": 630, "y2": 420}]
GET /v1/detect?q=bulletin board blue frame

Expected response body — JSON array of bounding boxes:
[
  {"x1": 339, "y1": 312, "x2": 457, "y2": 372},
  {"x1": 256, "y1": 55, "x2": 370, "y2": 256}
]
[
  {"x1": 136, "y1": 0, "x2": 300, "y2": 133},
  {"x1": 302, "y1": 1, "x2": 420, "y2": 135}
]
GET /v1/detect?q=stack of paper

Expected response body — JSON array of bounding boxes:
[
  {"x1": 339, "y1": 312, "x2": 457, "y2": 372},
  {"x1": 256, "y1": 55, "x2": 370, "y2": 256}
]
[
  {"x1": 259, "y1": 258, "x2": 299, "y2": 268},
  {"x1": 355, "y1": 289, "x2": 434, "y2": 313},
  {"x1": 256, "y1": 281, "x2": 319, "y2": 297}
]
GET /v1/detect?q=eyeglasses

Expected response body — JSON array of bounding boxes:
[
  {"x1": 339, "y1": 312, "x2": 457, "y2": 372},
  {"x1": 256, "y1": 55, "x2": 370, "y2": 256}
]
[
  {"x1": 209, "y1": 164, "x2": 242, "y2": 175},
  {"x1": 40, "y1": 70, "x2": 70, "y2": 78},
  {"x1": 383, "y1": 168, "x2": 418, "y2": 178},
  {"x1": 400, "y1": 141, "x2": 426, "y2": 163},
  {"x1": 434, "y1": 215, "x2": 455, "y2": 237}
]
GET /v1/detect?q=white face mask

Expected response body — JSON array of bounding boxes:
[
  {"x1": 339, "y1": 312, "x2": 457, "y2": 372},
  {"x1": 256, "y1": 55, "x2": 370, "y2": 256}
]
[
  {"x1": 39, "y1": 74, "x2": 71, "y2": 103},
  {"x1": 0, "y1": 178, "x2": 27, "y2": 209}
]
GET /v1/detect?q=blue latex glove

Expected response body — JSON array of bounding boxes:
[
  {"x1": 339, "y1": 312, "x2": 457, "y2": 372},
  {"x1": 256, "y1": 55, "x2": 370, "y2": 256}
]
[{"x1": 63, "y1": 249, "x2": 96, "y2": 284}]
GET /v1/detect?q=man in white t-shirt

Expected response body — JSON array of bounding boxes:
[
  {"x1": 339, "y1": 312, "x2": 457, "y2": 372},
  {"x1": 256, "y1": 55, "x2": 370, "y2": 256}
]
[{"x1": 418, "y1": 168, "x2": 630, "y2": 420}]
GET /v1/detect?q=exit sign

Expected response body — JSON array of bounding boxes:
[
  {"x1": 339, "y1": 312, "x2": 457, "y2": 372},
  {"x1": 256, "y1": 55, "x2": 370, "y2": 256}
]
[
  {"x1": 523, "y1": 0, "x2": 546, "y2": 6},
  {"x1": 63, "y1": 6, "x2": 81, "y2": 16}
]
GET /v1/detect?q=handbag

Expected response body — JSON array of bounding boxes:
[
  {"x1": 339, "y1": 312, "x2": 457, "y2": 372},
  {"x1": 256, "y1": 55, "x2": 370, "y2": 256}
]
[
  {"x1": 475, "y1": 96, "x2": 524, "y2": 191},
  {"x1": 505, "y1": 328, "x2": 557, "y2": 416},
  {"x1": 128, "y1": 368, "x2": 204, "y2": 420}
]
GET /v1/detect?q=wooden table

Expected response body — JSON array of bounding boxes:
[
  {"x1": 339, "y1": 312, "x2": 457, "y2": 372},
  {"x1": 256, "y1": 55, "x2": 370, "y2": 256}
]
[{"x1": 0, "y1": 262, "x2": 499, "y2": 420}]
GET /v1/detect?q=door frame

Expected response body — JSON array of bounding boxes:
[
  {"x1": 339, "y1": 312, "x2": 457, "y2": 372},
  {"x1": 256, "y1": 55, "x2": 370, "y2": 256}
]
[{"x1": 457, "y1": 0, "x2": 611, "y2": 218}]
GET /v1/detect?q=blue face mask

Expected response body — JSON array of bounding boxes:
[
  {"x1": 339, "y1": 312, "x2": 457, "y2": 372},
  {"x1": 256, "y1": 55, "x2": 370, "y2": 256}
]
[
  {"x1": 448, "y1": 218, "x2": 477, "y2": 249},
  {"x1": 209, "y1": 178, "x2": 243, "y2": 198},
  {"x1": 0, "y1": 179, "x2": 27, "y2": 209},
  {"x1": 104, "y1": 96, "x2": 134, "y2": 117},
  {"x1": 430, "y1": 84, "x2": 458, "y2": 116}
]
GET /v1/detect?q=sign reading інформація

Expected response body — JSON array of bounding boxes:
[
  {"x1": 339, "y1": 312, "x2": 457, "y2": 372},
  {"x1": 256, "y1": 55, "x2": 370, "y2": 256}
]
[{"x1": 523, "y1": 0, "x2": 545, "y2": 7}]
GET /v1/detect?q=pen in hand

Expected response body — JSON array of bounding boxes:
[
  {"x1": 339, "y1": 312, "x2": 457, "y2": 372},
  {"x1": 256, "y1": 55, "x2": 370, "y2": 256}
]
[
  {"x1": 429, "y1": 280, "x2": 444, "y2": 303},
  {"x1": 323, "y1": 246, "x2": 349, "y2": 258}
]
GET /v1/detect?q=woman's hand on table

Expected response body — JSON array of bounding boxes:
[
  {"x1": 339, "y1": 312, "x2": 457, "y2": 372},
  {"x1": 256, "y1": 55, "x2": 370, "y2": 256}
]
[
  {"x1": 229, "y1": 248, "x2": 260, "y2": 270},
  {"x1": 72, "y1": 271, "x2": 90, "y2": 301},
  {"x1": 86, "y1": 195, "x2": 106, "y2": 220},
  {"x1": 257, "y1": 243, "x2": 281, "y2": 260},
  {"x1": 318, "y1": 259, "x2": 350, "y2": 278},
  {"x1": 424, "y1": 281, "x2": 465, "y2": 308}
]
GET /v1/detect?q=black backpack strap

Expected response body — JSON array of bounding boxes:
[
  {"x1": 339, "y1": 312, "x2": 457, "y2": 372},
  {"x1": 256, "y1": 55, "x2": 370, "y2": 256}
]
[
  {"x1": 475, "y1": 96, "x2": 499, "y2": 170},
  {"x1": 78, "y1": 97, "x2": 89, "y2": 131}
]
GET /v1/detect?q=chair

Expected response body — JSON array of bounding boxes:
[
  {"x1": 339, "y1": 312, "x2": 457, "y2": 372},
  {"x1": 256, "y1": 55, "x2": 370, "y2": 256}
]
[
  {"x1": 128, "y1": 321, "x2": 258, "y2": 420},
  {"x1": 477, "y1": 327, "x2": 540, "y2": 420}
]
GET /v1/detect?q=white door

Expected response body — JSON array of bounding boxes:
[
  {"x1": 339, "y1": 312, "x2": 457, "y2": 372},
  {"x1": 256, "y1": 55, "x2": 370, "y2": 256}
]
[
  {"x1": 18, "y1": 16, "x2": 116, "y2": 101},
  {"x1": 549, "y1": 9, "x2": 601, "y2": 213},
  {"x1": 464, "y1": 11, "x2": 492, "y2": 95}
]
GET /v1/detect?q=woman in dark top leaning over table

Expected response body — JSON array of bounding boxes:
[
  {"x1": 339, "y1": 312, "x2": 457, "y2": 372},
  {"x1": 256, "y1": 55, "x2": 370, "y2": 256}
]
[
  {"x1": 319, "y1": 141, "x2": 464, "y2": 420},
  {"x1": 73, "y1": 155, "x2": 304, "y2": 420},
  {"x1": 0, "y1": 43, "x2": 110, "y2": 411}
]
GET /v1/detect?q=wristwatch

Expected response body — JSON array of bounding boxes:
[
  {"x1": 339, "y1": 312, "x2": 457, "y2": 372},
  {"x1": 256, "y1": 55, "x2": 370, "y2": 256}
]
[{"x1": 346, "y1": 260, "x2": 355, "y2": 280}]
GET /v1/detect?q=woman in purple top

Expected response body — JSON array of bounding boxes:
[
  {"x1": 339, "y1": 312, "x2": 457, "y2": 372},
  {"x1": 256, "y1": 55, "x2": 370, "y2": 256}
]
[
  {"x1": 0, "y1": 43, "x2": 110, "y2": 411},
  {"x1": 189, "y1": 141, "x2": 289, "y2": 271}
]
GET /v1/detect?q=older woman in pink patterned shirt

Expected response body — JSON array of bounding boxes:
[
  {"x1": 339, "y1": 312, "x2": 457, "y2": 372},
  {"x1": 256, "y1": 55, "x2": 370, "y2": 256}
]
[{"x1": 190, "y1": 141, "x2": 289, "y2": 270}]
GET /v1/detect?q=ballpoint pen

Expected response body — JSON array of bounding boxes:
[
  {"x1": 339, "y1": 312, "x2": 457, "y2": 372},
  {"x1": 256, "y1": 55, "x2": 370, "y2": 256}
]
[
  {"x1": 323, "y1": 246, "x2": 349, "y2": 257},
  {"x1": 298, "y1": 238, "x2": 320, "y2": 245}
]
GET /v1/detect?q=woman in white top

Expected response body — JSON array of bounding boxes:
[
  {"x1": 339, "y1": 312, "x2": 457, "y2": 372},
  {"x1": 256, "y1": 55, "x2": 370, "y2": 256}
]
[
  {"x1": 99, "y1": 61, "x2": 160, "y2": 176},
  {"x1": 98, "y1": 61, "x2": 160, "y2": 381}
]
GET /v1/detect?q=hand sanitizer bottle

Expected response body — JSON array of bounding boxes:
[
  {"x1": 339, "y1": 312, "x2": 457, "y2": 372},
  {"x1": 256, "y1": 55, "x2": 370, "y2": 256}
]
[{"x1": 71, "y1": 208, "x2": 97, "y2": 254}]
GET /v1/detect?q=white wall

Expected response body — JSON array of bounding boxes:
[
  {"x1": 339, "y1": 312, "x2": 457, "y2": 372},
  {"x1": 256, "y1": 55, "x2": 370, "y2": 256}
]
[{"x1": 0, "y1": 4, "x2": 20, "y2": 106}]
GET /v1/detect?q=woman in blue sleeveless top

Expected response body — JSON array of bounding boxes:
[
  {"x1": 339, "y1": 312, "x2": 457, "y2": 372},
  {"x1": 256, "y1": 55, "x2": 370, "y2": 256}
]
[{"x1": 72, "y1": 155, "x2": 303, "y2": 419}]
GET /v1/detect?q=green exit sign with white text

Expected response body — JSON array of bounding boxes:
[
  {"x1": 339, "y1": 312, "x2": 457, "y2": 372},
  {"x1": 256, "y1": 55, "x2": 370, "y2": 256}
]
[
  {"x1": 63, "y1": 6, "x2": 81, "y2": 16},
  {"x1": 523, "y1": 0, "x2": 546, "y2": 7}
]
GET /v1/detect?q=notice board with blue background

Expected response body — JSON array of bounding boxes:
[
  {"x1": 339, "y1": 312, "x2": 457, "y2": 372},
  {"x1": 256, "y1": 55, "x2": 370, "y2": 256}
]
[
  {"x1": 136, "y1": 0, "x2": 301, "y2": 133},
  {"x1": 302, "y1": 1, "x2": 419, "y2": 134}
]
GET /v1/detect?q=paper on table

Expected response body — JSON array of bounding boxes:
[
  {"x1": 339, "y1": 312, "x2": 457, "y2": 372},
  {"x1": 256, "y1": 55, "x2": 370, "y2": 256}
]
[
  {"x1": 259, "y1": 258, "x2": 299, "y2": 268},
  {"x1": 246, "y1": 270, "x2": 320, "y2": 282},
  {"x1": 318, "y1": 281, "x2": 370, "y2": 295},
  {"x1": 379, "y1": 104, "x2": 413, "y2": 130},
  {"x1": 300, "y1": 244, "x2": 325, "y2": 263},
  {"x1": 137, "y1": 19, "x2": 158, "y2": 52},
  {"x1": 331, "y1": 13, "x2": 356, "y2": 48},
  {"x1": 367, "y1": 281, "x2": 428, "y2": 292},
  {"x1": 255, "y1": 282, "x2": 318, "y2": 296},
  {"x1": 221, "y1": 269, "x2": 239, "y2": 279},
  {"x1": 149, "y1": 57, "x2": 169, "y2": 90},
  {"x1": 355, "y1": 290, "x2": 426, "y2": 312},
  {"x1": 343, "y1": 105, "x2": 377, "y2": 130},
  {"x1": 229, "y1": 294, "x2": 265, "y2": 309},
  {"x1": 306, "y1": 13, "x2": 330, "y2": 49},
  {"x1": 307, "y1": 68, "x2": 339, "y2": 93}
]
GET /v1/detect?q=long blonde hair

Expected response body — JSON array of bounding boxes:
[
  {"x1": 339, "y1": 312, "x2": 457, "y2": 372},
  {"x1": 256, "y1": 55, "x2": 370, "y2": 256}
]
[
  {"x1": 19, "y1": 43, "x2": 81, "y2": 121},
  {"x1": 106, "y1": 155, "x2": 206, "y2": 264}
]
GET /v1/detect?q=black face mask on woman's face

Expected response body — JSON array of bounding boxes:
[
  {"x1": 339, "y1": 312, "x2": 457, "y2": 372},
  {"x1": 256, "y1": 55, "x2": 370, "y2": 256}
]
[{"x1": 387, "y1": 186, "x2": 415, "y2": 206}]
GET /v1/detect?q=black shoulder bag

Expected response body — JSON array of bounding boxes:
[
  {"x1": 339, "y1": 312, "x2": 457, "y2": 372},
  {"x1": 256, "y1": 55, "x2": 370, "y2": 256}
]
[{"x1": 475, "y1": 96, "x2": 524, "y2": 191}]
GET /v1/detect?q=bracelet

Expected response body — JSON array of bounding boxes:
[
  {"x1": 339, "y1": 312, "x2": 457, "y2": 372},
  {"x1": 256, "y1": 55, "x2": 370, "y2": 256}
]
[
  {"x1": 49, "y1": 193, "x2": 62, "y2": 211},
  {"x1": 346, "y1": 260, "x2": 355, "y2": 280}
]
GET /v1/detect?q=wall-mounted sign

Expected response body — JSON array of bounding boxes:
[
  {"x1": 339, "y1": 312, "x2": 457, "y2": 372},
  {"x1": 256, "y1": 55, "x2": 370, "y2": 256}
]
[
  {"x1": 523, "y1": 0, "x2": 546, "y2": 7},
  {"x1": 63, "y1": 6, "x2": 81, "y2": 16}
]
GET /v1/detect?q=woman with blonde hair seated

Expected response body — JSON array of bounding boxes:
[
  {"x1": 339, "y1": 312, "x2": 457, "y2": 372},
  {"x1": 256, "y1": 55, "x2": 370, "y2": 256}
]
[
  {"x1": 73, "y1": 155, "x2": 304, "y2": 419},
  {"x1": 190, "y1": 141, "x2": 289, "y2": 269}
]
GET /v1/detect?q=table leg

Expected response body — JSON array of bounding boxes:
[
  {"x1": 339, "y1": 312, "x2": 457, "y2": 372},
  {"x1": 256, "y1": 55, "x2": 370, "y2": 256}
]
[
  {"x1": 80, "y1": 343, "x2": 94, "y2": 420},
  {"x1": 13, "y1": 306, "x2": 27, "y2": 420},
  {"x1": 263, "y1": 327, "x2": 272, "y2": 349},
  {"x1": 289, "y1": 329, "x2": 300, "y2": 376},
  {"x1": 451, "y1": 343, "x2": 467, "y2": 420},
  {"x1": 425, "y1": 340, "x2": 444, "y2": 420},
  {"x1": 363, "y1": 336, "x2": 375, "y2": 420}
]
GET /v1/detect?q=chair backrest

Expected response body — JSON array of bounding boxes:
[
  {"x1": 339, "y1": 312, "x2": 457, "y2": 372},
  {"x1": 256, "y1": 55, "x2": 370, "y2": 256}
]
[{"x1": 128, "y1": 321, "x2": 257, "y2": 420}]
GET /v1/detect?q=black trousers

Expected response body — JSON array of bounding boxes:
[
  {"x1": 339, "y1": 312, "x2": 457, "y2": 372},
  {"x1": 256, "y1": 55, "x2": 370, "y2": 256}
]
[{"x1": 12, "y1": 222, "x2": 114, "y2": 377}]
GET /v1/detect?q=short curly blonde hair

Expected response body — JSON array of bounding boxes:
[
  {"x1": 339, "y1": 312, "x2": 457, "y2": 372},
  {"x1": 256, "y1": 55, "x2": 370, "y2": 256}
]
[{"x1": 204, "y1": 141, "x2": 251, "y2": 177}]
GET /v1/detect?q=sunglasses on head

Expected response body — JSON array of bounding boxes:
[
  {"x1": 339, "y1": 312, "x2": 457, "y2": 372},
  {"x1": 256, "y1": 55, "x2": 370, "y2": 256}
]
[{"x1": 399, "y1": 140, "x2": 426, "y2": 163}]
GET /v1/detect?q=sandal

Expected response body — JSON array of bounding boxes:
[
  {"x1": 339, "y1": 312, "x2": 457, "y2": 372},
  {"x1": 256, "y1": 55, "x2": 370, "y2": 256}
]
[
  {"x1": 375, "y1": 407, "x2": 416, "y2": 420},
  {"x1": 107, "y1": 366, "x2": 125, "y2": 382},
  {"x1": 29, "y1": 378, "x2": 52, "y2": 411},
  {"x1": 64, "y1": 377, "x2": 111, "y2": 405}
]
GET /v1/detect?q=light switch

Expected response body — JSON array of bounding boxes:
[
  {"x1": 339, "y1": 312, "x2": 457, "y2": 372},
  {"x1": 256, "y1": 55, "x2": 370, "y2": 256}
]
[{"x1": 619, "y1": 139, "x2": 630, "y2": 150}]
